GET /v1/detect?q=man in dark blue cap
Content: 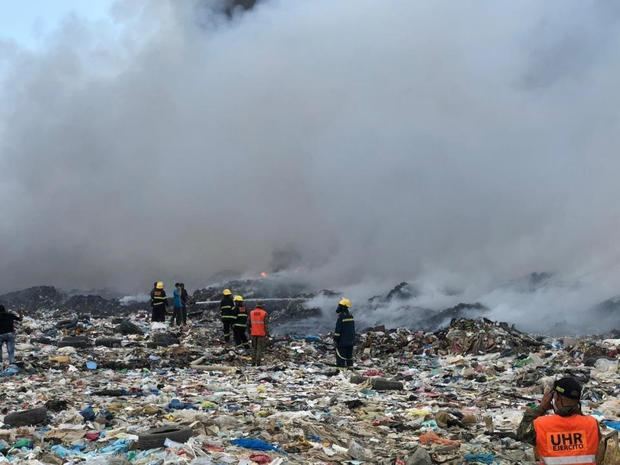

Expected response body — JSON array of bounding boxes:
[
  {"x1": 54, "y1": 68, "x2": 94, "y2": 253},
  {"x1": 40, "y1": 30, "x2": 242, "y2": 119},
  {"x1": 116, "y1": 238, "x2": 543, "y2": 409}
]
[{"x1": 516, "y1": 377, "x2": 604, "y2": 464}]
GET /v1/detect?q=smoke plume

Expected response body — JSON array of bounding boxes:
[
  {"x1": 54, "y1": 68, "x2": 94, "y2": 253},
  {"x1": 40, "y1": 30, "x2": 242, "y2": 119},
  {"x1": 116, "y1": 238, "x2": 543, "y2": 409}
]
[{"x1": 2, "y1": 0, "x2": 620, "y2": 319}]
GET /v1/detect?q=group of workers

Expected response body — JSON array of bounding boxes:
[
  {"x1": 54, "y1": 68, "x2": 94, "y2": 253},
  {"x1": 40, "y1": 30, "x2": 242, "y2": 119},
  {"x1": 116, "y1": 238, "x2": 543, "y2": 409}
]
[
  {"x1": 149, "y1": 281, "x2": 189, "y2": 326},
  {"x1": 150, "y1": 283, "x2": 358, "y2": 368},
  {"x1": 219, "y1": 290, "x2": 357, "y2": 368},
  {"x1": 220, "y1": 289, "x2": 269, "y2": 366},
  {"x1": 150, "y1": 283, "x2": 356, "y2": 368}
]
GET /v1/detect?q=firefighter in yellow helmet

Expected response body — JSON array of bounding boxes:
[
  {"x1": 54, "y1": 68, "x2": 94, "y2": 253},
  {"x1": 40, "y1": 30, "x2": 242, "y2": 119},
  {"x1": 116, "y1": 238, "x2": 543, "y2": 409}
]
[
  {"x1": 220, "y1": 289, "x2": 235, "y2": 343},
  {"x1": 150, "y1": 281, "x2": 168, "y2": 322},
  {"x1": 233, "y1": 295, "x2": 249, "y2": 348},
  {"x1": 334, "y1": 298, "x2": 355, "y2": 368}
]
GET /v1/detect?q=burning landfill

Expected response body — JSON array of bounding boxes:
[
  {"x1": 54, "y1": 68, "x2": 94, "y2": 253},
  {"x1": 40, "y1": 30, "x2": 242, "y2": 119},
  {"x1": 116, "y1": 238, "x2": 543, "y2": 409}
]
[
  {"x1": 0, "y1": 277, "x2": 618, "y2": 465},
  {"x1": 2, "y1": 0, "x2": 620, "y2": 464}
]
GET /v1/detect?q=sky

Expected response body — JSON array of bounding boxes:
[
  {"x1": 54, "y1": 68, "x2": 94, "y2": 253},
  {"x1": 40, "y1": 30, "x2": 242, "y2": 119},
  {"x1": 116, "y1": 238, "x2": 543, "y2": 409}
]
[{"x1": 1, "y1": 0, "x2": 620, "y2": 334}]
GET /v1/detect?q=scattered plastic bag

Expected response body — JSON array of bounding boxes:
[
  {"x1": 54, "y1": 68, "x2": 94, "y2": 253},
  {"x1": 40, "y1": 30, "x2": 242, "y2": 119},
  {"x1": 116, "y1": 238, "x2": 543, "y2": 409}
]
[
  {"x1": 231, "y1": 438, "x2": 280, "y2": 451},
  {"x1": 248, "y1": 453, "x2": 272, "y2": 464}
]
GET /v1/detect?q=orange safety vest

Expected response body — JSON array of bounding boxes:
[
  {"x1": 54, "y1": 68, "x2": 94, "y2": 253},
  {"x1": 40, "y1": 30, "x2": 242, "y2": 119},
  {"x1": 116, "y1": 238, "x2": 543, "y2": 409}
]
[
  {"x1": 249, "y1": 308, "x2": 267, "y2": 337},
  {"x1": 534, "y1": 414, "x2": 599, "y2": 465}
]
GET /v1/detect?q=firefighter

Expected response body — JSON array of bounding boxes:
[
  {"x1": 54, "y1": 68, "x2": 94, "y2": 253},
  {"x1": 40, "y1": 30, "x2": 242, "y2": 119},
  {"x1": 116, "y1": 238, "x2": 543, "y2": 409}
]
[
  {"x1": 516, "y1": 377, "x2": 603, "y2": 464},
  {"x1": 150, "y1": 281, "x2": 168, "y2": 322},
  {"x1": 334, "y1": 298, "x2": 355, "y2": 368},
  {"x1": 249, "y1": 303, "x2": 268, "y2": 366},
  {"x1": 232, "y1": 295, "x2": 249, "y2": 348},
  {"x1": 220, "y1": 289, "x2": 236, "y2": 342}
]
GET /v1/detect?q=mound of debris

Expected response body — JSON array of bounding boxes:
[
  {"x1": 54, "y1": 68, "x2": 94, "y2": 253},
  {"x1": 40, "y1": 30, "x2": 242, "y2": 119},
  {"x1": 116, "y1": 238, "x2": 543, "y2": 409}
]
[
  {"x1": 420, "y1": 303, "x2": 489, "y2": 331},
  {"x1": 370, "y1": 282, "x2": 420, "y2": 303},
  {"x1": 0, "y1": 286, "x2": 144, "y2": 317},
  {"x1": 359, "y1": 318, "x2": 545, "y2": 359},
  {"x1": 0, "y1": 286, "x2": 64, "y2": 311},
  {"x1": 192, "y1": 278, "x2": 314, "y2": 302},
  {"x1": 437, "y1": 318, "x2": 545, "y2": 355}
]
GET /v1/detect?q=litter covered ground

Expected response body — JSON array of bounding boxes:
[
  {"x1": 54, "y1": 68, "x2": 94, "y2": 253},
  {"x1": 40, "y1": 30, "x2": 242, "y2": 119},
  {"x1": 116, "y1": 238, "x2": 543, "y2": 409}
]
[{"x1": 1, "y1": 309, "x2": 619, "y2": 465}]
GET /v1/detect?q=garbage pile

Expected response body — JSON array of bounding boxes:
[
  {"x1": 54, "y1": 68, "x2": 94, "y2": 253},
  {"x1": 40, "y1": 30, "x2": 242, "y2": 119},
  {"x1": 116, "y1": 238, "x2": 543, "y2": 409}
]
[
  {"x1": 0, "y1": 286, "x2": 143, "y2": 317},
  {"x1": 1, "y1": 309, "x2": 619, "y2": 465},
  {"x1": 356, "y1": 318, "x2": 548, "y2": 363}
]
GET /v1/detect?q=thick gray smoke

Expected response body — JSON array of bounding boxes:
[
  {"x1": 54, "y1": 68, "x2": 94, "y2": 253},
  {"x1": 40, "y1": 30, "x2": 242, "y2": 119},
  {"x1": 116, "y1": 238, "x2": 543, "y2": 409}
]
[{"x1": 2, "y1": 0, "x2": 620, "y2": 315}]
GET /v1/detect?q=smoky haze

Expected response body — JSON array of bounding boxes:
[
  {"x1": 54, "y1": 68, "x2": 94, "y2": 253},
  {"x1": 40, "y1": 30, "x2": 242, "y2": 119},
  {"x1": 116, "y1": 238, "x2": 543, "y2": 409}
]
[{"x1": 1, "y1": 0, "x2": 620, "y2": 305}]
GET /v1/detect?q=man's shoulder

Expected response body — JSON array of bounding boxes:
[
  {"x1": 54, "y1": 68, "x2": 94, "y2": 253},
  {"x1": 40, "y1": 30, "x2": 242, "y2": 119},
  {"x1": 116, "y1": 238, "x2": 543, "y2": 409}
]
[{"x1": 533, "y1": 413, "x2": 554, "y2": 425}]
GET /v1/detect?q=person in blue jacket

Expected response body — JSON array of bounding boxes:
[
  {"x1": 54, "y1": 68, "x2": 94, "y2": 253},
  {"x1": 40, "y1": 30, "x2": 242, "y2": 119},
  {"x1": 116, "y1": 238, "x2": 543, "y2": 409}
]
[
  {"x1": 334, "y1": 298, "x2": 355, "y2": 368},
  {"x1": 171, "y1": 283, "x2": 183, "y2": 327}
]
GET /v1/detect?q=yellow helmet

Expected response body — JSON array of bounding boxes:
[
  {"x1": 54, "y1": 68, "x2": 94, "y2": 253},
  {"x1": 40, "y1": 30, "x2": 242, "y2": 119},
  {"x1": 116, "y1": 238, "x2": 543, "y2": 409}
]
[
  {"x1": 156, "y1": 281, "x2": 164, "y2": 289},
  {"x1": 223, "y1": 289, "x2": 232, "y2": 296},
  {"x1": 339, "y1": 298, "x2": 352, "y2": 308},
  {"x1": 234, "y1": 295, "x2": 244, "y2": 302}
]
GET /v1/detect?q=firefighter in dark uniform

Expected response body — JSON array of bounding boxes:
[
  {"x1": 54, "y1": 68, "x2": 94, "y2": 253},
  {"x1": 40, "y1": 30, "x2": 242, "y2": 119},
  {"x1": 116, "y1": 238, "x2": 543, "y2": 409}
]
[
  {"x1": 150, "y1": 281, "x2": 168, "y2": 322},
  {"x1": 220, "y1": 289, "x2": 236, "y2": 342},
  {"x1": 232, "y1": 295, "x2": 249, "y2": 348},
  {"x1": 334, "y1": 298, "x2": 355, "y2": 368}
]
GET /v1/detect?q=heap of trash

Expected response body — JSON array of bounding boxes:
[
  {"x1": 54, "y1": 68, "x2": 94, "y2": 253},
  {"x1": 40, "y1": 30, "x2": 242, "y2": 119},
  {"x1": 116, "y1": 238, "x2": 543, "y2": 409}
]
[{"x1": 1, "y1": 305, "x2": 619, "y2": 465}]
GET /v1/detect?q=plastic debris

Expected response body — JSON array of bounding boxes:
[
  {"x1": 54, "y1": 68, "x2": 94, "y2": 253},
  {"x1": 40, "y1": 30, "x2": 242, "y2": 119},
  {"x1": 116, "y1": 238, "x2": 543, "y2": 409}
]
[
  {"x1": 248, "y1": 453, "x2": 272, "y2": 464},
  {"x1": 0, "y1": 365, "x2": 20, "y2": 377},
  {"x1": 230, "y1": 438, "x2": 280, "y2": 451},
  {"x1": 464, "y1": 452, "x2": 496, "y2": 464},
  {"x1": 0, "y1": 284, "x2": 616, "y2": 465}
]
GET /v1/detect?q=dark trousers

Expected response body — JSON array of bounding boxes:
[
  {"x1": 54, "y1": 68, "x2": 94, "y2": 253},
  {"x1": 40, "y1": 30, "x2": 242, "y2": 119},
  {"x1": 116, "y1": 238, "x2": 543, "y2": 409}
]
[
  {"x1": 0, "y1": 332, "x2": 16, "y2": 364},
  {"x1": 336, "y1": 345, "x2": 354, "y2": 367},
  {"x1": 233, "y1": 326, "x2": 248, "y2": 347},
  {"x1": 171, "y1": 307, "x2": 183, "y2": 326},
  {"x1": 251, "y1": 336, "x2": 267, "y2": 366},
  {"x1": 181, "y1": 305, "x2": 187, "y2": 325},
  {"x1": 222, "y1": 320, "x2": 234, "y2": 342},
  {"x1": 151, "y1": 305, "x2": 166, "y2": 322}
]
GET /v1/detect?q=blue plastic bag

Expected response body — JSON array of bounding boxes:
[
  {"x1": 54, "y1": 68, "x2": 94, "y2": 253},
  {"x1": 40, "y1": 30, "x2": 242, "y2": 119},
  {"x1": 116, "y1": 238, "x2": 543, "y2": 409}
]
[
  {"x1": 51, "y1": 445, "x2": 76, "y2": 458},
  {"x1": 168, "y1": 399, "x2": 196, "y2": 410},
  {"x1": 0, "y1": 366, "x2": 19, "y2": 377},
  {"x1": 231, "y1": 438, "x2": 279, "y2": 451},
  {"x1": 80, "y1": 406, "x2": 96, "y2": 421},
  {"x1": 603, "y1": 420, "x2": 620, "y2": 431},
  {"x1": 464, "y1": 452, "x2": 495, "y2": 464},
  {"x1": 99, "y1": 439, "x2": 132, "y2": 454}
]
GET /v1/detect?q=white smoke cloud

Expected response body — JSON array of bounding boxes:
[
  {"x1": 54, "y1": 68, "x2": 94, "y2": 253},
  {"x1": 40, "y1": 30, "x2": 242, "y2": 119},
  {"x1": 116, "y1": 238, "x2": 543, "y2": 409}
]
[{"x1": 1, "y1": 0, "x2": 620, "y2": 321}]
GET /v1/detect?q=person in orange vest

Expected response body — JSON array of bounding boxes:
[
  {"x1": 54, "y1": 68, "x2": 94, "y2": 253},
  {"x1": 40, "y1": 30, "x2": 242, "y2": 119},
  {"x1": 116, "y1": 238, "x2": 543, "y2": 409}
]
[
  {"x1": 516, "y1": 377, "x2": 603, "y2": 465},
  {"x1": 249, "y1": 303, "x2": 269, "y2": 366}
]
